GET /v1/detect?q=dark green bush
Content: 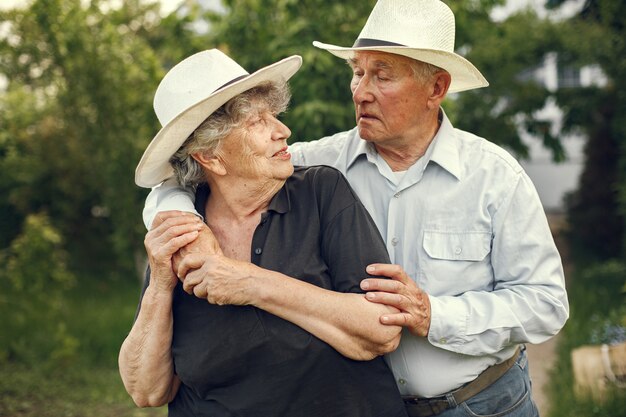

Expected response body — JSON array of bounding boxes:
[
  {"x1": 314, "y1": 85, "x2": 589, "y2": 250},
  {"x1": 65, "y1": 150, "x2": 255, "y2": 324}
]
[{"x1": 0, "y1": 213, "x2": 77, "y2": 364}]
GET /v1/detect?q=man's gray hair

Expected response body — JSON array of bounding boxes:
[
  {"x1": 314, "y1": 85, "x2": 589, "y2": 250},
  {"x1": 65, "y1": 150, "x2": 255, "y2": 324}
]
[
  {"x1": 169, "y1": 81, "x2": 291, "y2": 187},
  {"x1": 409, "y1": 60, "x2": 446, "y2": 84}
]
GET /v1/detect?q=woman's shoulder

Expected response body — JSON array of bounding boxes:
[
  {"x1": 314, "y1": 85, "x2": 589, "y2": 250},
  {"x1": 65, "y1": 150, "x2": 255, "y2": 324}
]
[
  {"x1": 289, "y1": 165, "x2": 359, "y2": 209},
  {"x1": 291, "y1": 164, "x2": 345, "y2": 185}
]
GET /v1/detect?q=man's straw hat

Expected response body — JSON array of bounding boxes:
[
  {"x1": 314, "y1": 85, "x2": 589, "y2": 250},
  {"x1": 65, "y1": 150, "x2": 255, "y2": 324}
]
[{"x1": 313, "y1": 0, "x2": 488, "y2": 93}]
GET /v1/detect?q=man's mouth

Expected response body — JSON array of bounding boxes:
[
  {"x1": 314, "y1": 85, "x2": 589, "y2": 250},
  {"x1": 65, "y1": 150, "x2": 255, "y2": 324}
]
[{"x1": 358, "y1": 112, "x2": 378, "y2": 121}]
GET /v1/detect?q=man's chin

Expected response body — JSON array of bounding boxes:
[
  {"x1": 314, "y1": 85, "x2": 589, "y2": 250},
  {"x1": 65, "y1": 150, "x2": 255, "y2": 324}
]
[{"x1": 357, "y1": 127, "x2": 377, "y2": 142}]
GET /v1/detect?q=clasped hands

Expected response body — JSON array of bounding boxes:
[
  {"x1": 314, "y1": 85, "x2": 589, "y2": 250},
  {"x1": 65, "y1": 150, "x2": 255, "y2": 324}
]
[
  {"x1": 146, "y1": 211, "x2": 431, "y2": 336},
  {"x1": 145, "y1": 211, "x2": 254, "y2": 306}
]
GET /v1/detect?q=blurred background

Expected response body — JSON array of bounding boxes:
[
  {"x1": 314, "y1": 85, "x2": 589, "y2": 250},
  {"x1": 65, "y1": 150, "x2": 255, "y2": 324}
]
[{"x1": 0, "y1": 0, "x2": 624, "y2": 416}]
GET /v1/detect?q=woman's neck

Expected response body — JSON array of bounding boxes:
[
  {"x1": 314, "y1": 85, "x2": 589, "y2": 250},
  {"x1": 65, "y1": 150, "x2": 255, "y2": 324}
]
[{"x1": 205, "y1": 175, "x2": 285, "y2": 222}]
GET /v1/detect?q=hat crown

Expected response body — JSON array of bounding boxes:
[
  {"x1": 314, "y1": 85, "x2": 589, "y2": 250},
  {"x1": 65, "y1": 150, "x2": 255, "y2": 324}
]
[
  {"x1": 357, "y1": 0, "x2": 455, "y2": 52},
  {"x1": 154, "y1": 49, "x2": 249, "y2": 127}
]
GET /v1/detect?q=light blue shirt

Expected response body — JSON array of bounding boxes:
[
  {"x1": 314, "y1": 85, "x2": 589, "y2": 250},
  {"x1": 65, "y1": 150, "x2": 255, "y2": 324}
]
[{"x1": 143, "y1": 111, "x2": 569, "y2": 397}]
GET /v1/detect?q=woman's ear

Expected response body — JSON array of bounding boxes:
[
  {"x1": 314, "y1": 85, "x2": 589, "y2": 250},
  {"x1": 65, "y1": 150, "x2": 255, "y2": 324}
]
[{"x1": 192, "y1": 151, "x2": 227, "y2": 176}]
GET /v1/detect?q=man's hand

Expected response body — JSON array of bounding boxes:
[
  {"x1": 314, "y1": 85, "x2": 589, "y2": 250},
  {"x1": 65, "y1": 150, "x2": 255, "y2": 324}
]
[
  {"x1": 360, "y1": 264, "x2": 431, "y2": 337},
  {"x1": 175, "y1": 253, "x2": 260, "y2": 306},
  {"x1": 172, "y1": 222, "x2": 223, "y2": 276}
]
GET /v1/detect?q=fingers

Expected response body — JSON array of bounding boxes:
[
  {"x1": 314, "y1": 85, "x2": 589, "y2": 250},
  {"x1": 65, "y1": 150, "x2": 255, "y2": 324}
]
[
  {"x1": 379, "y1": 310, "x2": 430, "y2": 337},
  {"x1": 151, "y1": 211, "x2": 200, "y2": 230},
  {"x1": 364, "y1": 289, "x2": 408, "y2": 311},
  {"x1": 378, "y1": 312, "x2": 413, "y2": 327},
  {"x1": 176, "y1": 253, "x2": 206, "y2": 280},
  {"x1": 360, "y1": 264, "x2": 432, "y2": 336},
  {"x1": 146, "y1": 226, "x2": 199, "y2": 261},
  {"x1": 365, "y1": 263, "x2": 411, "y2": 282},
  {"x1": 361, "y1": 277, "x2": 403, "y2": 293},
  {"x1": 145, "y1": 218, "x2": 203, "y2": 258}
]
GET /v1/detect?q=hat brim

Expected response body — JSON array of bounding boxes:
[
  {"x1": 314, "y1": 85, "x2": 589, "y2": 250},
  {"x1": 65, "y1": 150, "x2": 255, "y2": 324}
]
[
  {"x1": 312, "y1": 41, "x2": 488, "y2": 94},
  {"x1": 135, "y1": 55, "x2": 302, "y2": 188}
]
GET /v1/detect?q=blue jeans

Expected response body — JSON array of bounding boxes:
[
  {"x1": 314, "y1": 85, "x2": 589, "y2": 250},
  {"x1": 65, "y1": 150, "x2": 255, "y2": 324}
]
[{"x1": 434, "y1": 347, "x2": 539, "y2": 417}]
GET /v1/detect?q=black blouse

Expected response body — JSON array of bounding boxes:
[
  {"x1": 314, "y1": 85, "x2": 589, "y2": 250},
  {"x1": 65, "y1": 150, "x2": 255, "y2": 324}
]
[{"x1": 138, "y1": 166, "x2": 407, "y2": 417}]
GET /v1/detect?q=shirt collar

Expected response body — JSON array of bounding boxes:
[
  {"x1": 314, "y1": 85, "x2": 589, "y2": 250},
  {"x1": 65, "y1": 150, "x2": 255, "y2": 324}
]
[
  {"x1": 428, "y1": 109, "x2": 462, "y2": 180},
  {"x1": 344, "y1": 109, "x2": 462, "y2": 181},
  {"x1": 267, "y1": 182, "x2": 290, "y2": 214},
  {"x1": 195, "y1": 182, "x2": 291, "y2": 216},
  {"x1": 346, "y1": 131, "x2": 373, "y2": 169}
]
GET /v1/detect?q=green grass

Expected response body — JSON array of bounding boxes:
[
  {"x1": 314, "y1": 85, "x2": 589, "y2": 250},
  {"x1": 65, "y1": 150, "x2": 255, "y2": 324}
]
[
  {"x1": 0, "y1": 271, "x2": 167, "y2": 417},
  {"x1": 0, "y1": 362, "x2": 166, "y2": 417},
  {"x1": 546, "y1": 260, "x2": 626, "y2": 417}
]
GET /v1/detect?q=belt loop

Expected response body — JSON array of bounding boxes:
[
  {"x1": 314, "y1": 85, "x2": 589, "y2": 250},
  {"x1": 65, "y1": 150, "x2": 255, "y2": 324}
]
[{"x1": 445, "y1": 392, "x2": 457, "y2": 408}]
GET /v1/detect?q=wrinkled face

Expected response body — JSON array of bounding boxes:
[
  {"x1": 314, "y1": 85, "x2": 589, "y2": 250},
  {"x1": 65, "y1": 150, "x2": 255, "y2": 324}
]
[
  {"x1": 349, "y1": 51, "x2": 431, "y2": 145},
  {"x1": 216, "y1": 101, "x2": 294, "y2": 181}
]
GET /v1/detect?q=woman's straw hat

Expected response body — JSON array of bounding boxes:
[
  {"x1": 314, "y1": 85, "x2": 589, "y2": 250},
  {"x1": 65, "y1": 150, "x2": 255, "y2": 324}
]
[{"x1": 135, "y1": 49, "x2": 302, "y2": 188}]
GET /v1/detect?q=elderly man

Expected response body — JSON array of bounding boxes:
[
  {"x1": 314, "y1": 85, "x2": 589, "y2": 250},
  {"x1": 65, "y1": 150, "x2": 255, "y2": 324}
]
[{"x1": 142, "y1": 1, "x2": 569, "y2": 416}]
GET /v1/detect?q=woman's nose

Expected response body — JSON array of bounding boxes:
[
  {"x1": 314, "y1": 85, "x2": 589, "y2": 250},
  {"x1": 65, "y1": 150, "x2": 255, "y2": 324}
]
[{"x1": 272, "y1": 117, "x2": 291, "y2": 140}]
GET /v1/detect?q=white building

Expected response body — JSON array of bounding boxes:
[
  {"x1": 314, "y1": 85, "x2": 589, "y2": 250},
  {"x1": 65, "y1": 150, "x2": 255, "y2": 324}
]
[{"x1": 517, "y1": 52, "x2": 606, "y2": 212}]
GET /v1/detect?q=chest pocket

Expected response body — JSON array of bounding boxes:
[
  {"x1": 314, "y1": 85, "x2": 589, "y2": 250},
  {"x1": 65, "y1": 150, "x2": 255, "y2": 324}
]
[{"x1": 423, "y1": 230, "x2": 491, "y2": 261}]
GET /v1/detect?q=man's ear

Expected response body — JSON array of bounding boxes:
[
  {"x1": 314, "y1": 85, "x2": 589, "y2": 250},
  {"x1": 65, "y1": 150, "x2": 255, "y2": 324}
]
[
  {"x1": 192, "y1": 151, "x2": 226, "y2": 176},
  {"x1": 428, "y1": 71, "x2": 451, "y2": 110}
]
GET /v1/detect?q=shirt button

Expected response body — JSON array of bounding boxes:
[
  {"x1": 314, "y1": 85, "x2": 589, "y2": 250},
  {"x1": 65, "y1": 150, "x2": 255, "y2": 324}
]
[
  {"x1": 439, "y1": 338, "x2": 447, "y2": 344},
  {"x1": 394, "y1": 192, "x2": 401, "y2": 198},
  {"x1": 391, "y1": 237, "x2": 399, "y2": 246},
  {"x1": 254, "y1": 248, "x2": 262, "y2": 255},
  {"x1": 398, "y1": 378, "x2": 406, "y2": 385},
  {"x1": 454, "y1": 246, "x2": 462, "y2": 255}
]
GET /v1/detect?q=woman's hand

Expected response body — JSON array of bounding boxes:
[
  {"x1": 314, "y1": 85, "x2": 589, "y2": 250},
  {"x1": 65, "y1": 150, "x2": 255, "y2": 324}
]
[
  {"x1": 145, "y1": 211, "x2": 203, "y2": 293},
  {"x1": 172, "y1": 222, "x2": 223, "y2": 274},
  {"x1": 176, "y1": 253, "x2": 259, "y2": 305}
]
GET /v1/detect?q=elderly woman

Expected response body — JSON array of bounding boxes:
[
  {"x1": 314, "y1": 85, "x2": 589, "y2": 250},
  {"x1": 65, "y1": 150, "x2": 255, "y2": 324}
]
[{"x1": 119, "y1": 50, "x2": 407, "y2": 417}]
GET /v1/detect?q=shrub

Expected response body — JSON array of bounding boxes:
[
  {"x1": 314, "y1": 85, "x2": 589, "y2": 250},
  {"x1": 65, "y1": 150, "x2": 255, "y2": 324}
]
[{"x1": 0, "y1": 213, "x2": 77, "y2": 364}]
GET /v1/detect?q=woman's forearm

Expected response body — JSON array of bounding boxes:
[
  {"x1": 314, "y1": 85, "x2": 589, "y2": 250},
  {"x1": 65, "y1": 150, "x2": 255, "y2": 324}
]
[
  {"x1": 118, "y1": 285, "x2": 180, "y2": 407},
  {"x1": 253, "y1": 268, "x2": 402, "y2": 360}
]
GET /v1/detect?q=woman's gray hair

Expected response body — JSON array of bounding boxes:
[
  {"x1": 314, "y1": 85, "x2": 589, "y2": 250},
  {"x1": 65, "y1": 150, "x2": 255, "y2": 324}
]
[{"x1": 169, "y1": 80, "x2": 291, "y2": 187}]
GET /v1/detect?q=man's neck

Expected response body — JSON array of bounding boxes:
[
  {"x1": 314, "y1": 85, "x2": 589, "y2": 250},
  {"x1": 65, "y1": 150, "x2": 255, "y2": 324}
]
[{"x1": 375, "y1": 116, "x2": 441, "y2": 172}]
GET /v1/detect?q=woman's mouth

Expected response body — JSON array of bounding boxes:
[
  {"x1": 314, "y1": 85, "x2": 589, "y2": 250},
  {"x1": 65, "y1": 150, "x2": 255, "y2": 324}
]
[{"x1": 272, "y1": 147, "x2": 291, "y2": 160}]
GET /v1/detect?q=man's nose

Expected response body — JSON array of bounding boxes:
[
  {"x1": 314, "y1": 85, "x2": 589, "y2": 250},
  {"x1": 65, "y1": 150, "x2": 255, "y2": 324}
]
[{"x1": 352, "y1": 75, "x2": 374, "y2": 104}]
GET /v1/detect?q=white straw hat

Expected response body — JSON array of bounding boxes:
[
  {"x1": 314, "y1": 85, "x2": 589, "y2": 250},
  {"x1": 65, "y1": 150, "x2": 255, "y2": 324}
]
[
  {"x1": 312, "y1": 0, "x2": 488, "y2": 93},
  {"x1": 135, "y1": 49, "x2": 302, "y2": 188}
]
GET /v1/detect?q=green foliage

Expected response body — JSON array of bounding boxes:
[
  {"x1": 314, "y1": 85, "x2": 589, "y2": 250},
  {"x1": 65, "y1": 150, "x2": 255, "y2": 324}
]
[
  {"x1": 452, "y1": 9, "x2": 564, "y2": 159},
  {"x1": 205, "y1": 0, "x2": 375, "y2": 141},
  {"x1": 0, "y1": 213, "x2": 76, "y2": 363},
  {"x1": 0, "y1": 0, "x2": 175, "y2": 275},
  {"x1": 0, "y1": 0, "x2": 624, "y2": 413},
  {"x1": 556, "y1": 0, "x2": 626, "y2": 261}
]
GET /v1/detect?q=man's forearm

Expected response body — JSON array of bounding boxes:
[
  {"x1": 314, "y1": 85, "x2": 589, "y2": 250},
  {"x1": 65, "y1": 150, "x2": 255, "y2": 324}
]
[{"x1": 143, "y1": 178, "x2": 198, "y2": 229}]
